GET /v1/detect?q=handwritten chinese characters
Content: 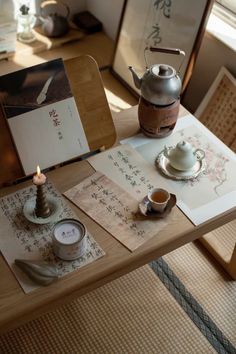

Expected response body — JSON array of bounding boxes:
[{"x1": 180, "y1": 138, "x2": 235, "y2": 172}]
[
  {"x1": 108, "y1": 150, "x2": 155, "y2": 192},
  {"x1": 0, "y1": 182, "x2": 105, "y2": 293},
  {"x1": 147, "y1": 0, "x2": 172, "y2": 45},
  {"x1": 89, "y1": 145, "x2": 160, "y2": 201},
  {"x1": 64, "y1": 172, "x2": 167, "y2": 251}
]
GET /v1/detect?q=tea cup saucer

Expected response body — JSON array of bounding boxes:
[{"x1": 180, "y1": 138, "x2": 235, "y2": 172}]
[{"x1": 136, "y1": 193, "x2": 176, "y2": 219}]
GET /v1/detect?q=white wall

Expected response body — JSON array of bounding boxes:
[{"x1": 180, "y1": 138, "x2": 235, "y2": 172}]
[
  {"x1": 64, "y1": 0, "x2": 87, "y2": 17},
  {"x1": 2, "y1": 0, "x2": 121, "y2": 38},
  {"x1": 86, "y1": 0, "x2": 125, "y2": 40},
  {"x1": 33, "y1": 0, "x2": 124, "y2": 40},
  {"x1": 1, "y1": 0, "x2": 15, "y2": 18},
  {"x1": 38, "y1": 0, "x2": 87, "y2": 17}
]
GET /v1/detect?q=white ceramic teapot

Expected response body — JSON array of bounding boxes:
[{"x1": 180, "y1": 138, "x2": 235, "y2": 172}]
[{"x1": 164, "y1": 141, "x2": 205, "y2": 171}]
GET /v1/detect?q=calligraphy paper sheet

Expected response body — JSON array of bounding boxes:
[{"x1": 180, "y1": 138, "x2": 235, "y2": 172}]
[
  {"x1": 122, "y1": 115, "x2": 236, "y2": 225},
  {"x1": 0, "y1": 182, "x2": 105, "y2": 293},
  {"x1": 88, "y1": 145, "x2": 167, "y2": 200},
  {"x1": 64, "y1": 172, "x2": 167, "y2": 251}
]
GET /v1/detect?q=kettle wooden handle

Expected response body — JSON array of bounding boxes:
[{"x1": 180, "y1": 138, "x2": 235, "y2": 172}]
[
  {"x1": 144, "y1": 46, "x2": 185, "y2": 74},
  {"x1": 40, "y1": 0, "x2": 70, "y2": 18},
  {"x1": 149, "y1": 47, "x2": 185, "y2": 56}
]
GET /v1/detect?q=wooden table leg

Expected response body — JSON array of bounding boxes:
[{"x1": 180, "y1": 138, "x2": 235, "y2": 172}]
[{"x1": 199, "y1": 229, "x2": 236, "y2": 280}]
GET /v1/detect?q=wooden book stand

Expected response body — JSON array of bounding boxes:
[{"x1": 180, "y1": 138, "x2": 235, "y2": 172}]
[{"x1": 0, "y1": 55, "x2": 116, "y2": 187}]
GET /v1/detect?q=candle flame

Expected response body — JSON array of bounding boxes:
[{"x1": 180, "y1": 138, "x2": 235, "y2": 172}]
[{"x1": 36, "y1": 165, "x2": 41, "y2": 176}]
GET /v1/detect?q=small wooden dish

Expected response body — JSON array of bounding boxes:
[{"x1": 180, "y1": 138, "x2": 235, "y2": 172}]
[{"x1": 135, "y1": 193, "x2": 176, "y2": 220}]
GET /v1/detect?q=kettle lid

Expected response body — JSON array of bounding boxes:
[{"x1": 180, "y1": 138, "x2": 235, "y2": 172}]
[{"x1": 151, "y1": 64, "x2": 175, "y2": 79}]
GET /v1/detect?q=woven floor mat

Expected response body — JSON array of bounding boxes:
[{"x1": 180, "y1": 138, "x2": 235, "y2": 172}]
[
  {"x1": 163, "y1": 237, "x2": 236, "y2": 348},
  {"x1": 0, "y1": 265, "x2": 215, "y2": 354}
]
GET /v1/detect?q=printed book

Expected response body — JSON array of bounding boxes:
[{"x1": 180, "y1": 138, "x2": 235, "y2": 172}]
[{"x1": 0, "y1": 58, "x2": 89, "y2": 175}]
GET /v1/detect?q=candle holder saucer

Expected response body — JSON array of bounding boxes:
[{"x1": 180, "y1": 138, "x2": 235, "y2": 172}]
[
  {"x1": 155, "y1": 150, "x2": 207, "y2": 181},
  {"x1": 135, "y1": 193, "x2": 176, "y2": 219},
  {"x1": 23, "y1": 197, "x2": 62, "y2": 224}
]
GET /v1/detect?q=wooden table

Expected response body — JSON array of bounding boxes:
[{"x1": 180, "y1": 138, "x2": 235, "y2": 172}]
[
  {"x1": 0, "y1": 32, "x2": 114, "y2": 77},
  {"x1": 0, "y1": 105, "x2": 236, "y2": 334}
]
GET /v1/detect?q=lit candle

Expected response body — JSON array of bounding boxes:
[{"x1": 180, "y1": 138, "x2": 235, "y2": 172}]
[
  {"x1": 33, "y1": 165, "x2": 46, "y2": 186},
  {"x1": 33, "y1": 165, "x2": 51, "y2": 218}
]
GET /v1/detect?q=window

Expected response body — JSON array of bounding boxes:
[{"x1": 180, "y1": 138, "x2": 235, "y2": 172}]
[
  {"x1": 216, "y1": 0, "x2": 236, "y2": 15},
  {"x1": 214, "y1": 0, "x2": 236, "y2": 28}
]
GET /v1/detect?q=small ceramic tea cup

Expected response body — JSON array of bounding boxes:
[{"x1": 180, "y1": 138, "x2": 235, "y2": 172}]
[{"x1": 148, "y1": 188, "x2": 170, "y2": 213}]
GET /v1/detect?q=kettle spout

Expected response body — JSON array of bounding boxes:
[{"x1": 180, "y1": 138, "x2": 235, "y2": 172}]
[{"x1": 128, "y1": 66, "x2": 142, "y2": 89}]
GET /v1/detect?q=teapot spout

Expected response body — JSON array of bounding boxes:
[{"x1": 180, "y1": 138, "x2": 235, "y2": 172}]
[{"x1": 128, "y1": 66, "x2": 142, "y2": 89}]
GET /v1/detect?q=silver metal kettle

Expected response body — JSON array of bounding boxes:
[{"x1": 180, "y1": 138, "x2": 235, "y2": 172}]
[{"x1": 129, "y1": 47, "x2": 185, "y2": 106}]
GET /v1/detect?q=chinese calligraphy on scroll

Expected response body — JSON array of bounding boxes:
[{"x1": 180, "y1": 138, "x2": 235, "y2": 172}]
[{"x1": 64, "y1": 172, "x2": 168, "y2": 251}]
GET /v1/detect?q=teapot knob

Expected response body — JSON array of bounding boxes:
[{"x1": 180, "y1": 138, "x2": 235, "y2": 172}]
[{"x1": 177, "y1": 141, "x2": 192, "y2": 151}]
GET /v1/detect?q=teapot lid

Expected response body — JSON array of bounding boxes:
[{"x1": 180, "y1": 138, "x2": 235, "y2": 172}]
[
  {"x1": 176, "y1": 141, "x2": 193, "y2": 152},
  {"x1": 151, "y1": 64, "x2": 175, "y2": 79}
]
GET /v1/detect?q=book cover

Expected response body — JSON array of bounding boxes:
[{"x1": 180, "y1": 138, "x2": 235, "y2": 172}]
[{"x1": 0, "y1": 58, "x2": 89, "y2": 175}]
